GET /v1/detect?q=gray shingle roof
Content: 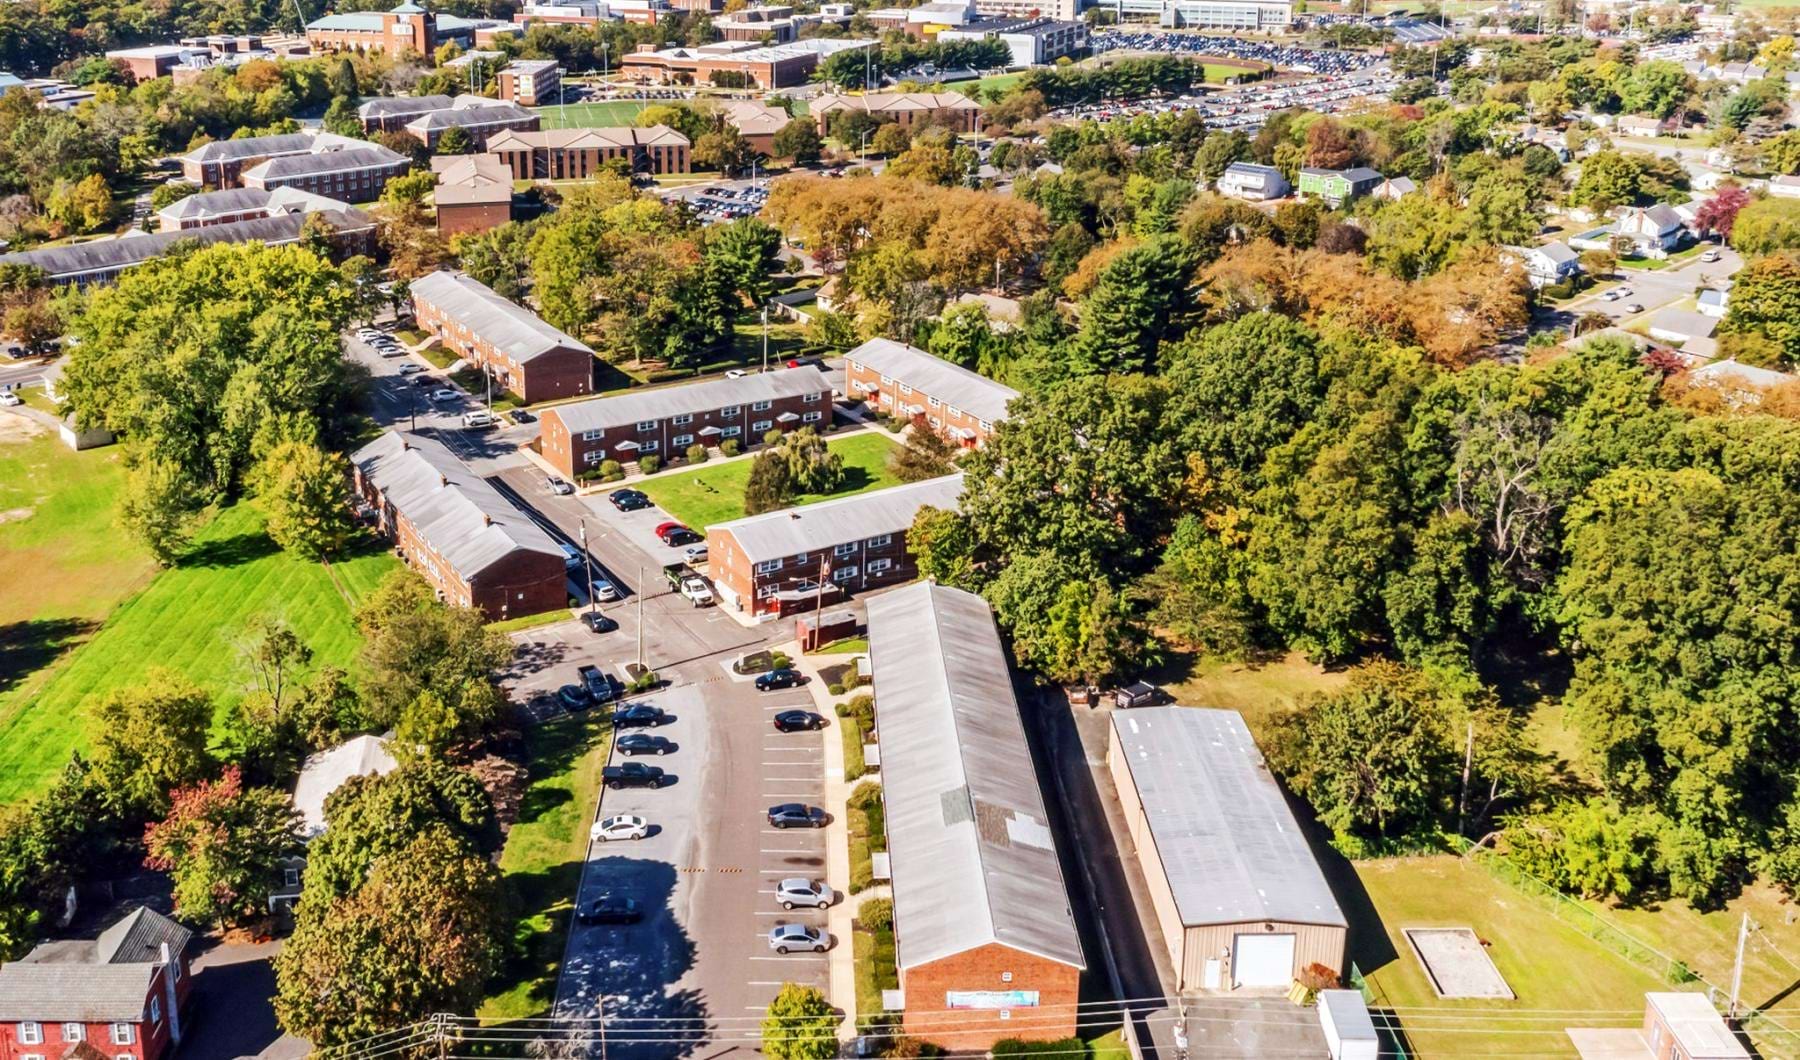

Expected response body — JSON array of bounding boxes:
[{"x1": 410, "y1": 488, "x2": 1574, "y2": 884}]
[
  {"x1": 1110, "y1": 707, "x2": 1346, "y2": 929},
  {"x1": 0, "y1": 907, "x2": 192, "y2": 1022},
  {"x1": 243, "y1": 144, "x2": 408, "y2": 181},
  {"x1": 409, "y1": 270, "x2": 590, "y2": 361},
  {"x1": 708, "y1": 473, "x2": 962, "y2": 553},
  {"x1": 406, "y1": 101, "x2": 536, "y2": 133},
  {"x1": 545, "y1": 367, "x2": 830, "y2": 434},
  {"x1": 844, "y1": 338, "x2": 1018, "y2": 425},
  {"x1": 96, "y1": 908, "x2": 194, "y2": 965},
  {"x1": 183, "y1": 131, "x2": 365, "y2": 163},
  {"x1": 358, "y1": 93, "x2": 455, "y2": 119},
  {"x1": 351, "y1": 431, "x2": 564, "y2": 582},
  {"x1": 867, "y1": 582, "x2": 1085, "y2": 972},
  {"x1": 1341, "y1": 166, "x2": 1383, "y2": 183},
  {"x1": 0, "y1": 209, "x2": 374, "y2": 283}
]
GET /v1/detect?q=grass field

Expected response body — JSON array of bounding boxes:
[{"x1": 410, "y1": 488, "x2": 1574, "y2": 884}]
[
  {"x1": 1151, "y1": 651, "x2": 1349, "y2": 742},
  {"x1": 637, "y1": 431, "x2": 903, "y2": 530},
  {"x1": 941, "y1": 72, "x2": 1027, "y2": 98},
  {"x1": 1348, "y1": 856, "x2": 1666, "y2": 1056},
  {"x1": 0, "y1": 502, "x2": 398, "y2": 805},
  {"x1": 481, "y1": 712, "x2": 612, "y2": 1020},
  {"x1": 534, "y1": 100, "x2": 664, "y2": 129}
]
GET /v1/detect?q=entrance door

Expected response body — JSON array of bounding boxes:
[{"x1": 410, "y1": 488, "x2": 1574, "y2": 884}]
[
  {"x1": 1232, "y1": 933, "x2": 1296, "y2": 989},
  {"x1": 1201, "y1": 958, "x2": 1221, "y2": 990}
]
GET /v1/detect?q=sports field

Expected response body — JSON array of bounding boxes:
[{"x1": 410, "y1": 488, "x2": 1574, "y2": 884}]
[{"x1": 534, "y1": 100, "x2": 669, "y2": 129}]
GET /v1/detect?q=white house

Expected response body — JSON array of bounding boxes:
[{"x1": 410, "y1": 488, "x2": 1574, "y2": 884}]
[
  {"x1": 1615, "y1": 204, "x2": 1685, "y2": 256},
  {"x1": 1769, "y1": 175, "x2": 1800, "y2": 200},
  {"x1": 1688, "y1": 359, "x2": 1796, "y2": 407},
  {"x1": 1373, "y1": 175, "x2": 1417, "y2": 200},
  {"x1": 1648, "y1": 307, "x2": 1718, "y2": 345},
  {"x1": 1506, "y1": 241, "x2": 1581, "y2": 288},
  {"x1": 1696, "y1": 287, "x2": 1729, "y2": 318},
  {"x1": 1616, "y1": 114, "x2": 1676, "y2": 137},
  {"x1": 1215, "y1": 162, "x2": 1290, "y2": 201}
]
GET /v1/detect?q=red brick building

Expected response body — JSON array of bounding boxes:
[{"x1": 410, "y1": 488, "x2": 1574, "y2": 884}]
[
  {"x1": 240, "y1": 144, "x2": 411, "y2": 203},
  {"x1": 537, "y1": 366, "x2": 832, "y2": 479},
  {"x1": 865, "y1": 582, "x2": 1086, "y2": 1051},
  {"x1": 0, "y1": 908, "x2": 194, "y2": 1060},
  {"x1": 705, "y1": 473, "x2": 962, "y2": 617},
  {"x1": 410, "y1": 270, "x2": 594, "y2": 404},
  {"x1": 179, "y1": 130, "x2": 377, "y2": 189},
  {"x1": 486, "y1": 126, "x2": 690, "y2": 179},
  {"x1": 352, "y1": 431, "x2": 569, "y2": 620},
  {"x1": 155, "y1": 186, "x2": 350, "y2": 232},
  {"x1": 497, "y1": 59, "x2": 561, "y2": 106},
  {"x1": 843, "y1": 338, "x2": 1018, "y2": 446},
  {"x1": 620, "y1": 37, "x2": 874, "y2": 90},
  {"x1": 305, "y1": 1, "x2": 439, "y2": 56},
  {"x1": 430, "y1": 155, "x2": 513, "y2": 235},
  {"x1": 357, "y1": 94, "x2": 456, "y2": 133},
  {"x1": 404, "y1": 99, "x2": 539, "y2": 151},
  {"x1": 811, "y1": 91, "x2": 983, "y2": 135}
]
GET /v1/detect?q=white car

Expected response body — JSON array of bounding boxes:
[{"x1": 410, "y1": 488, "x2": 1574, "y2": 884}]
[
  {"x1": 0, "y1": 390, "x2": 19, "y2": 407},
  {"x1": 429, "y1": 388, "x2": 461, "y2": 403},
  {"x1": 397, "y1": 362, "x2": 425, "y2": 375},
  {"x1": 462, "y1": 409, "x2": 497, "y2": 429},
  {"x1": 768, "y1": 923, "x2": 828, "y2": 953},
  {"x1": 725, "y1": 369, "x2": 748, "y2": 379},
  {"x1": 1700, "y1": 249, "x2": 1721, "y2": 263},
  {"x1": 593, "y1": 579, "x2": 620, "y2": 602},
  {"x1": 684, "y1": 544, "x2": 708, "y2": 564},
  {"x1": 591, "y1": 814, "x2": 650, "y2": 842},
  {"x1": 775, "y1": 878, "x2": 833, "y2": 910}
]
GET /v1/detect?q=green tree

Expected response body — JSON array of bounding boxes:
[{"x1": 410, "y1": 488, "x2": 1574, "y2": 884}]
[
  {"x1": 1162, "y1": 313, "x2": 1325, "y2": 486},
  {"x1": 322, "y1": 95, "x2": 362, "y2": 137},
  {"x1": 1719, "y1": 251, "x2": 1800, "y2": 368},
  {"x1": 252, "y1": 440, "x2": 354, "y2": 559},
  {"x1": 299, "y1": 759, "x2": 499, "y2": 906},
  {"x1": 703, "y1": 217, "x2": 782, "y2": 309},
  {"x1": 328, "y1": 57, "x2": 359, "y2": 98},
  {"x1": 1730, "y1": 197, "x2": 1800, "y2": 257},
  {"x1": 770, "y1": 118, "x2": 822, "y2": 163},
  {"x1": 760, "y1": 983, "x2": 838, "y2": 1060},
  {"x1": 743, "y1": 449, "x2": 794, "y2": 516},
  {"x1": 354, "y1": 569, "x2": 513, "y2": 728},
  {"x1": 1381, "y1": 509, "x2": 1492, "y2": 669},
  {"x1": 45, "y1": 173, "x2": 113, "y2": 233},
  {"x1": 434, "y1": 126, "x2": 473, "y2": 155},
  {"x1": 889, "y1": 423, "x2": 957, "y2": 482},
  {"x1": 1567, "y1": 150, "x2": 1643, "y2": 211},
  {"x1": 1067, "y1": 237, "x2": 1192, "y2": 375},
  {"x1": 149, "y1": 180, "x2": 201, "y2": 211},
  {"x1": 906, "y1": 505, "x2": 981, "y2": 590},
  {"x1": 870, "y1": 121, "x2": 910, "y2": 156},
  {"x1": 88, "y1": 672, "x2": 215, "y2": 818},
  {"x1": 393, "y1": 690, "x2": 461, "y2": 758},
  {"x1": 117, "y1": 456, "x2": 200, "y2": 565},
  {"x1": 143, "y1": 766, "x2": 303, "y2": 927},
  {"x1": 987, "y1": 555, "x2": 1153, "y2": 685},
  {"x1": 1503, "y1": 799, "x2": 1659, "y2": 901},
  {"x1": 379, "y1": 169, "x2": 437, "y2": 211},
  {"x1": 693, "y1": 126, "x2": 755, "y2": 175},
  {"x1": 771, "y1": 427, "x2": 842, "y2": 493},
  {"x1": 1618, "y1": 59, "x2": 1692, "y2": 118},
  {"x1": 1762, "y1": 129, "x2": 1800, "y2": 176}
]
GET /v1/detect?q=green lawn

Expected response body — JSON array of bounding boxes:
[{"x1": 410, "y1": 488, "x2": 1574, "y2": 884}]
[
  {"x1": 534, "y1": 100, "x2": 662, "y2": 130},
  {"x1": 0, "y1": 502, "x2": 398, "y2": 804},
  {"x1": 1618, "y1": 256, "x2": 1671, "y2": 271},
  {"x1": 481, "y1": 712, "x2": 612, "y2": 1019},
  {"x1": 941, "y1": 72, "x2": 1027, "y2": 98},
  {"x1": 1150, "y1": 651, "x2": 1350, "y2": 743},
  {"x1": 638, "y1": 431, "x2": 903, "y2": 530},
  {"x1": 817, "y1": 636, "x2": 867, "y2": 654}
]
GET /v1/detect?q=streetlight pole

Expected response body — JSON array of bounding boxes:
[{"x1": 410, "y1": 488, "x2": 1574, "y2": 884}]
[
  {"x1": 860, "y1": 129, "x2": 870, "y2": 166},
  {"x1": 635, "y1": 562, "x2": 645, "y2": 671},
  {"x1": 581, "y1": 519, "x2": 595, "y2": 618}
]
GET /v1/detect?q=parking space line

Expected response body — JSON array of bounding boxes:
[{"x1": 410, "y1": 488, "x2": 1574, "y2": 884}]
[
  {"x1": 748, "y1": 955, "x2": 829, "y2": 962},
  {"x1": 759, "y1": 848, "x2": 817, "y2": 854}
]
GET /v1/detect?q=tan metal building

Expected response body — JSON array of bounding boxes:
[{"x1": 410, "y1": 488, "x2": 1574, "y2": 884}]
[{"x1": 1108, "y1": 707, "x2": 1347, "y2": 992}]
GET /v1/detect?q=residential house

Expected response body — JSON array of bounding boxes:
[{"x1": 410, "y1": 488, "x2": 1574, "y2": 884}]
[
  {"x1": 1687, "y1": 359, "x2": 1796, "y2": 409},
  {"x1": 269, "y1": 734, "x2": 400, "y2": 912},
  {"x1": 351, "y1": 431, "x2": 569, "y2": 619},
  {"x1": 1215, "y1": 161, "x2": 1290, "y2": 201},
  {"x1": 1768, "y1": 175, "x2": 1800, "y2": 200},
  {"x1": 485, "y1": 126, "x2": 691, "y2": 178},
  {"x1": 1697, "y1": 286, "x2": 1729, "y2": 319},
  {"x1": 431, "y1": 154, "x2": 514, "y2": 235},
  {"x1": 240, "y1": 144, "x2": 411, "y2": 203},
  {"x1": 810, "y1": 91, "x2": 982, "y2": 135},
  {"x1": 1373, "y1": 175, "x2": 1417, "y2": 200},
  {"x1": 1505, "y1": 241, "x2": 1581, "y2": 288},
  {"x1": 1647, "y1": 307, "x2": 1717, "y2": 345},
  {"x1": 536, "y1": 366, "x2": 832, "y2": 479},
  {"x1": 410, "y1": 270, "x2": 594, "y2": 403},
  {"x1": 1297, "y1": 166, "x2": 1382, "y2": 206},
  {"x1": 1567, "y1": 992, "x2": 1749, "y2": 1060},
  {"x1": 1615, "y1": 204, "x2": 1686, "y2": 256},
  {"x1": 705, "y1": 473, "x2": 964, "y2": 617},
  {"x1": 866, "y1": 581, "x2": 1085, "y2": 1050},
  {"x1": 497, "y1": 59, "x2": 561, "y2": 105},
  {"x1": 404, "y1": 98, "x2": 539, "y2": 151},
  {"x1": 0, "y1": 209, "x2": 375, "y2": 287},
  {"x1": 179, "y1": 130, "x2": 373, "y2": 189},
  {"x1": 1616, "y1": 114, "x2": 1677, "y2": 137},
  {"x1": 155, "y1": 185, "x2": 351, "y2": 232},
  {"x1": 843, "y1": 338, "x2": 1017, "y2": 446},
  {"x1": 0, "y1": 908, "x2": 193, "y2": 1060}
]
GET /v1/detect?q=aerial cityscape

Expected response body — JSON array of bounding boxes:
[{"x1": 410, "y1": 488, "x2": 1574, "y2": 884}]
[{"x1": 0, "y1": 0, "x2": 1797, "y2": 1055}]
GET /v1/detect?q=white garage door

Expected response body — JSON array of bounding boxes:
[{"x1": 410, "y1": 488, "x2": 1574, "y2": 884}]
[{"x1": 1232, "y1": 933, "x2": 1296, "y2": 988}]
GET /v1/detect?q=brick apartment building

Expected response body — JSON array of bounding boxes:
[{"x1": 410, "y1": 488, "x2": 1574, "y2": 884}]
[
  {"x1": 497, "y1": 59, "x2": 561, "y2": 105},
  {"x1": 486, "y1": 126, "x2": 691, "y2": 178},
  {"x1": 843, "y1": 338, "x2": 1018, "y2": 446},
  {"x1": 405, "y1": 99, "x2": 539, "y2": 151},
  {"x1": 155, "y1": 186, "x2": 350, "y2": 232},
  {"x1": 0, "y1": 907, "x2": 194, "y2": 1060},
  {"x1": 513, "y1": 0, "x2": 672, "y2": 26},
  {"x1": 358, "y1": 94, "x2": 456, "y2": 133},
  {"x1": 811, "y1": 91, "x2": 982, "y2": 134},
  {"x1": 0, "y1": 208, "x2": 375, "y2": 286},
  {"x1": 866, "y1": 581, "x2": 1086, "y2": 1051},
  {"x1": 720, "y1": 101, "x2": 790, "y2": 155},
  {"x1": 352, "y1": 431, "x2": 568, "y2": 619},
  {"x1": 306, "y1": 1, "x2": 519, "y2": 56},
  {"x1": 431, "y1": 155, "x2": 513, "y2": 235},
  {"x1": 240, "y1": 144, "x2": 411, "y2": 203},
  {"x1": 536, "y1": 366, "x2": 832, "y2": 479},
  {"x1": 705, "y1": 473, "x2": 963, "y2": 617},
  {"x1": 410, "y1": 270, "x2": 594, "y2": 404},
  {"x1": 620, "y1": 38, "x2": 874, "y2": 90},
  {"x1": 103, "y1": 45, "x2": 202, "y2": 82},
  {"x1": 179, "y1": 130, "x2": 374, "y2": 189}
]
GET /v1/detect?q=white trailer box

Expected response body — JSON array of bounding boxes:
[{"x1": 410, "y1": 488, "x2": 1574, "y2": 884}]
[{"x1": 1318, "y1": 989, "x2": 1379, "y2": 1060}]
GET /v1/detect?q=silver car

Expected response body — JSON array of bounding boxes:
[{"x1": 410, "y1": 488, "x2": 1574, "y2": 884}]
[
  {"x1": 591, "y1": 814, "x2": 650, "y2": 842},
  {"x1": 775, "y1": 878, "x2": 833, "y2": 910},
  {"x1": 768, "y1": 923, "x2": 828, "y2": 954}
]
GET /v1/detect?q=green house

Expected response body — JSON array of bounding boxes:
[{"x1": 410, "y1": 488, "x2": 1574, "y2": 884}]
[{"x1": 1297, "y1": 166, "x2": 1384, "y2": 206}]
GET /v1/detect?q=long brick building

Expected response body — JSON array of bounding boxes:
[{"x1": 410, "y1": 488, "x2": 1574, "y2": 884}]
[
  {"x1": 351, "y1": 431, "x2": 568, "y2": 619},
  {"x1": 485, "y1": 126, "x2": 691, "y2": 178},
  {"x1": 705, "y1": 473, "x2": 963, "y2": 617},
  {"x1": 536, "y1": 366, "x2": 832, "y2": 478},
  {"x1": 0, "y1": 208, "x2": 375, "y2": 287},
  {"x1": 179, "y1": 131, "x2": 375, "y2": 189},
  {"x1": 844, "y1": 338, "x2": 1018, "y2": 446},
  {"x1": 410, "y1": 270, "x2": 595, "y2": 404},
  {"x1": 357, "y1": 94, "x2": 456, "y2": 133},
  {"x1": 811, "y1": 91, "x2": 982, "y2": 135},
  {"x1": 404, "y1": 99, "x2": 539, "y2": 151},
  {"x1": 155, "y1": 186, "x2": 351, "y2": 232},
  {"x1": 240, "y1": 144, "x2": 411, "y2": 202}
]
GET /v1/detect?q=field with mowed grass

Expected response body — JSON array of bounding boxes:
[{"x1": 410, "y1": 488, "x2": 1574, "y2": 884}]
[
  {"x1": 0, "y1": 500, "x2": 398, "y2": 805},
  {"x1": 1151, "y1": 651, "x2": 1349, "y2": 741},
  {"x1": 533, "y1": 100, "x2": 665, "y2": 129},
  {"x1": 638, "y1": 430, "x2": 903, "y2": 529}
]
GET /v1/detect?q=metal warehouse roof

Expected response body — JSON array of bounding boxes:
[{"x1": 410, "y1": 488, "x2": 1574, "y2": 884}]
[
  {"x1": 409, "y1": 270, "x2": 591, "y2": 361},
  {"x1": 844, "y1": 338, "x2": 1019, "y2": 425},
  {"x1": 243, "y1": 144, "x2": 407, "y2": 180},
  {"x1": 0, "y1": 209, "x2": 373, "y2": 282},
  {"x1": 867, "y1": 581, "x2": 1085, "y2": 973},
  {"x1": 351, "y1": 430, "x2": 564, "y2": 582},
  {"x1": 708, "y1": 473, "x2": 963, "y2": 555},
  {"x1": 1110, "y1": 707, "x2": 1346, "y2": 929},
  {"x1": 546, "y1": 366, "x2": 830, "y2": 434}
]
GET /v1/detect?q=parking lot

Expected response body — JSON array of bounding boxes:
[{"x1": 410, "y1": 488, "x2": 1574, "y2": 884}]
[
  {"x1": 659, "y1": 180, "x2": 771, "y2": 225},
  {"x1": 1049, "y1": 69, "x2": 1400, "y2": 132},
  {"x1": 1092, "y1": 29, "x2": 1387, "y2": 75}
]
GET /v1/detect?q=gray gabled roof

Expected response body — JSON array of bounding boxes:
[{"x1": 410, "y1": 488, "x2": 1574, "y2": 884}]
[
  {"x1": 409, "y1": 270, "x2": 590, "y2": 361},
  {"x1": 844, "y1": 338, "x2": 1018, "y2": 425},
  {"x1": 405, "y1": 101, "x2": 536, "y2": 133},
  {"x1": 708, "y1": 473, "x2": 963, "y2": 556},
  {"x1": 351, "y1": 431, "x2": 564, "y2": 582},
  {"x1": 545, "y1": 367, "x2": 831, "y2": 434},
  {"x1": 1110, "y1": 707, "x2": 1347, "y2": 929},
  {"x1": 182, "y1": 131, "x2": 365, "y2": 163},
  {"x1": 358, "y1": 94, "x2": 455, "y2": 119},
  {"x1": 0, "y1": 209, "x2": 374, "y2": 283},
  {"x1": 1341, "y1": 166, "x2": 1383, "y2": 183},
  {"x1": 242, "y1": 144, "x2": 408, "y2": 181},
  {"x1": 867, "y1": 581, "x2": 1085, "y2": 972},
  {"x1": 96, "y1": 907, "x2": 194, "y2": 965},
  {"x1": 0, "y1": 907, "x2": 191, "y2": 1021}
]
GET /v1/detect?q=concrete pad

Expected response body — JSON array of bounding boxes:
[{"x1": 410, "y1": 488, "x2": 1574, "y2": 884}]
[
  {"x1": 1404, "y1": 927, "x2": 1516, "y2": 999},
  {"x1": 1567, "y1": 1028, "x2": 1654, "y2": 1059}
]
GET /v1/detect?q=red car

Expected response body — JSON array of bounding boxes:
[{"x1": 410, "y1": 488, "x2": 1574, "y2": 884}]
[{"x1": 656, "y1": 521, "x2": 702, "y2": 546}]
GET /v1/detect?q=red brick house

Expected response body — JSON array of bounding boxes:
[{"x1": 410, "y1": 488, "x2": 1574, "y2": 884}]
[
  {"x1": 705, "y1": 473, "x2": 963, "y2": 617},
  {"x1": 0, "y1": 908, "x2": 194, "y2": 1060},
  {"x1": 351, "y1": 431, "x2": 569, "y2": 620},
  {"x1": 431, "y1": 156, "x2": 514, "y2": 236},
  {"x1": 843, "y1": 338, "x2": 1017, "y2": 447},
  {"x1": 357, "y1": 94, "x2": 456, "y2": 133},
  {"x1": 240, "y1": 144, "x2": 412, "y2": 204},
  {"x1": 865, "y1": 582, "x2": 1085, "y2": 1051},
  {"x1": 410, "y1": 270, "x2": 594, "y2": 404},
  {"x1": 536, "y1": 367, "x2": 832, "y2": 479}
]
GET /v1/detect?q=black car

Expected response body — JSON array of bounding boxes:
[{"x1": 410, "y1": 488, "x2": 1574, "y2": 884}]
[
  {"x1": 609, "y1": 488, "x2": 652, "y2": 512},
  {"x1": 755, "y1": 668, "x2": 805, "y2": 692},
  {"x1": 614, "y1": 704, "x2": 670, "y2": 728},
  {"x1": 582, "y1": 611, "x2": 618, "y2": 634},
  {"x1": 657, "y1": 526, "x2": 702, "y2": 547},
  {"x1": 557, "y1": 684, "x2": 591, "y2": 711},
  {"x1": 767, "y1": 803, "x2": 828, "y2": 829},
  {"x1": 575, "y1": 895, "x2": 643, "y2": 924},
  {"x1": 604, "y1": 762, "x2": 667, "y2": 789},
  {"x1": 617, "y1": 733, "x2": 674, "y2": 756},
  {"x1": 773, "y1": 710, "x2": 826, "y2": 733}
]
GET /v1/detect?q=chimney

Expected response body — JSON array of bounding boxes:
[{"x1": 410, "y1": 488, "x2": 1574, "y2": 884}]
[
  {"x1": 160, "y1": 941, "x2": 183, "y2": 1044},
  {"x1": 439, "y1": 473, "x2": 448, "y2": 487},
  {"x1": 483, "y1": 514, "x2": 493, "y2": 526}
]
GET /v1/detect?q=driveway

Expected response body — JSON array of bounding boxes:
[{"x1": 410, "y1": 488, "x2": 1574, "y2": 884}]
[{"x1": 178, "y1": 939, "x2": 309, "y2": 1060}]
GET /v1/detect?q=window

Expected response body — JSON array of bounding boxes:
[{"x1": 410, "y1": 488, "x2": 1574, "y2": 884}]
[
  {"x1": 720, "y1": 426, "x2": 742, "y2": 438},
  {"x1": 62, "y1": 1025, "x2": 83, "y2": 1043},
  {"x1": 898, "y1": 384, "x2": 913, "y2": 396},
  {"x1": 638, "y1": 440, "x2": 659, "y2": 453},
  {"x1": 978, "y1": 420, "x2": 993, "y2": 432},
  {"x1": 928, "y1": 416, "x2": 942, "y2": 428},
  {"x1": 868, "y1": 558, "x2": 893, "y2": 574},
  {"x1": 19, "y1": 1023, "x2": 41, "y2": 1045},
  {"x1": 635, "y1": 419, "x2": 659, "y2": 431},
  {"x1": 755, "y1": 558, "x2": 784, "y2": 574},
  {"x1": 149, "y1": 998, "x2": 160, "y2": 1025},
  {"x1": 581, "y1": 429, "x2": 604, "y2": 442},
  {"x1": 948, "y1": 406, "x2": 962, "y2": 417},
  {"x1": 804, "y1": 391, "x2": 821, "y2": 403},
  {"x1": 756, "y1": 583, "x2": 778, "y2": 599},
  {"x1": 832, "y1": 565, "x2": 858, "y2": 582},
  {"x1": 110, "y1": 1024, "x2": 134, "y2": 1046},
  {"x1": 834, "y1": 542, "x2": 857, "y2": 558},
  {"x1": 751, "y1": 399, "x2": 773, "y2": 411},
  {"x1": 721, "y1": 405, "x2": 741, "y2": 417},
  {"x1": 672, "y1": 434, "x2": 694, "y2": 448},
  {"x1": 672, "y1": 413, "x2": 693, "y2": 426},
  {"x1": 928, "y1": 396, "x2": 941, "y2": 409},
  {"x1": 583, "y1": 450, "x2": 604, "y2": 465},
  {"x1": 802, "y1": 411, "x2": 822, "y2": 424},
  {"x1": 752, "y1": 420, "x2": 772, "y2": 433},
  {"x1": 878, "y1": 394, "x2": 893, "y2": 406},
  {"x1": 878, "y1": 374, "x2": 893, "y2": 385},
  {"x1": 791, "y1": 553, "x2": 810, "y2": 565},
  {"x1": 283, "y1": 866, "x2": 300, "y2": 887},
  {"x1": 866, "y1": 533, "x2": 892, "y2": 548}
]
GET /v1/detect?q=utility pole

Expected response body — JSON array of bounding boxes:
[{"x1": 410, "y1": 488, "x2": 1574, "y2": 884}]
[
  {"x1": 1730, "y1": 913, "x2": 1750, "y2": 1019},
  {"x1": 581, "y1": 519, "x2": 595, "y2": 617},
  {"x1": 761, "y1": 304, "x2": 770, "y2": 372},
  {"x1": 1457, "y1": 719, "x2": 1474, "y2": 837},
  {"x1": 636, "y1": 561, "x2": 645, "y2": 671}
]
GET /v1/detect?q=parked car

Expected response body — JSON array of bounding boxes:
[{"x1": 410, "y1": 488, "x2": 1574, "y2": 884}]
[
  {"x1": 1601, "y1": 289, "x2": 1621, "y2": 301},
  {"x1": 576, "y1": 895, "x2": 643, "y2": 924},
  {"x1": 767, "y1": 923, "x2": 828, "y2": 954},
  {"x1": 462, "y1": 410, "x2": 497, "y2": 429},
  {"x1": 755, "y1": 668, "x2": 805, "y2": 692},
  {"x1": 1624, "y1": 303, "x2": 1644, "y2": 313},
  {"x1": 546, "y1": 476, "x2": 575, "y2": 495},
  {"x1": 591, "y1": 814, "x2": 650, "y2": 842},
  {"x1": 577, "y1": 664, "x2": 619, "y2": 704},
  {"x1": 656, "y1": 521, "x2": 702, "y2": 547},
  {"x1": 767, "y1": 803, "x2": 827, "y2": 829},
  {"x1": 429, "y1": 388, "x2": 460, "y2": 403},
  {"x1": 593, "y1": 578, "x2": 620, "y2": 602},
  {"x1": 610, "y1": 488, "x2": 652, "y2": 512},
  {"x1": 603, "y1": 762, "x2": 667, "y2": 789},
  {"x1": 1701, "y1": 249, "x2": 1721, "y2": 263},
  {"x1": 614, "y1": 704, "x2": 670, "y2": 728},
  {"x1": 684, "y1": 543, "x2": 708, "y2": 564},
  {"x1": 617, "y1": 733, "x2": 674, "y2": 756},
  {"x1": 725, "y1": 369, "x2": 748, "y2": 379},
  {"x1": 0, "y1": 390, "x2": 19, "y2": 408},
  {"x1": 397, "y1": 362, "x2": 425, "y2": 375},
  {"x1": 560, "y1": 543, "x2": 586, "y2": 572},
  {"x1": 557, "y1": 684, "x2": 591, "y2": 711},
  {"x1": 581, "y1": 611, "x2": 618, "y2": 634},
  {"x1": 773, "y1": 710, "x2": 826, "y2": 733},
  {"x1": 1114, "y1": 681, "x2": 1161, "y2": 709},
  {"x1": 775, "y1": 878, "x2": 833, "y2": 910}
]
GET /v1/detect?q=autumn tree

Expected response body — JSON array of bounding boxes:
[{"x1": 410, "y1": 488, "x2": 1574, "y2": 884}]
[
  {"x1": 760, "y1": 983, "x2": 838, "y2": 1060},
  {"x1": 144, "y1": 767, "x2": 304, "y2": 927},
  {"x1": 88, "y1": 672, "x2": 216, "y2": 818},
  {"x1": 1720, "y1": 252, "x2": 1800, "y2": 369},
  {"x1": 889, "y1": 423, "x2": 958, "y2": 482}
]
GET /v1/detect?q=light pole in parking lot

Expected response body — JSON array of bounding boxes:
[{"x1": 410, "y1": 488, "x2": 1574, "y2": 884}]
[
  {"x1": 636, "y1": 562, "x2": 646, "y2": 671},
  {"x1": 581, "y1": 519, "x2": 596, "y2": 617}
]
